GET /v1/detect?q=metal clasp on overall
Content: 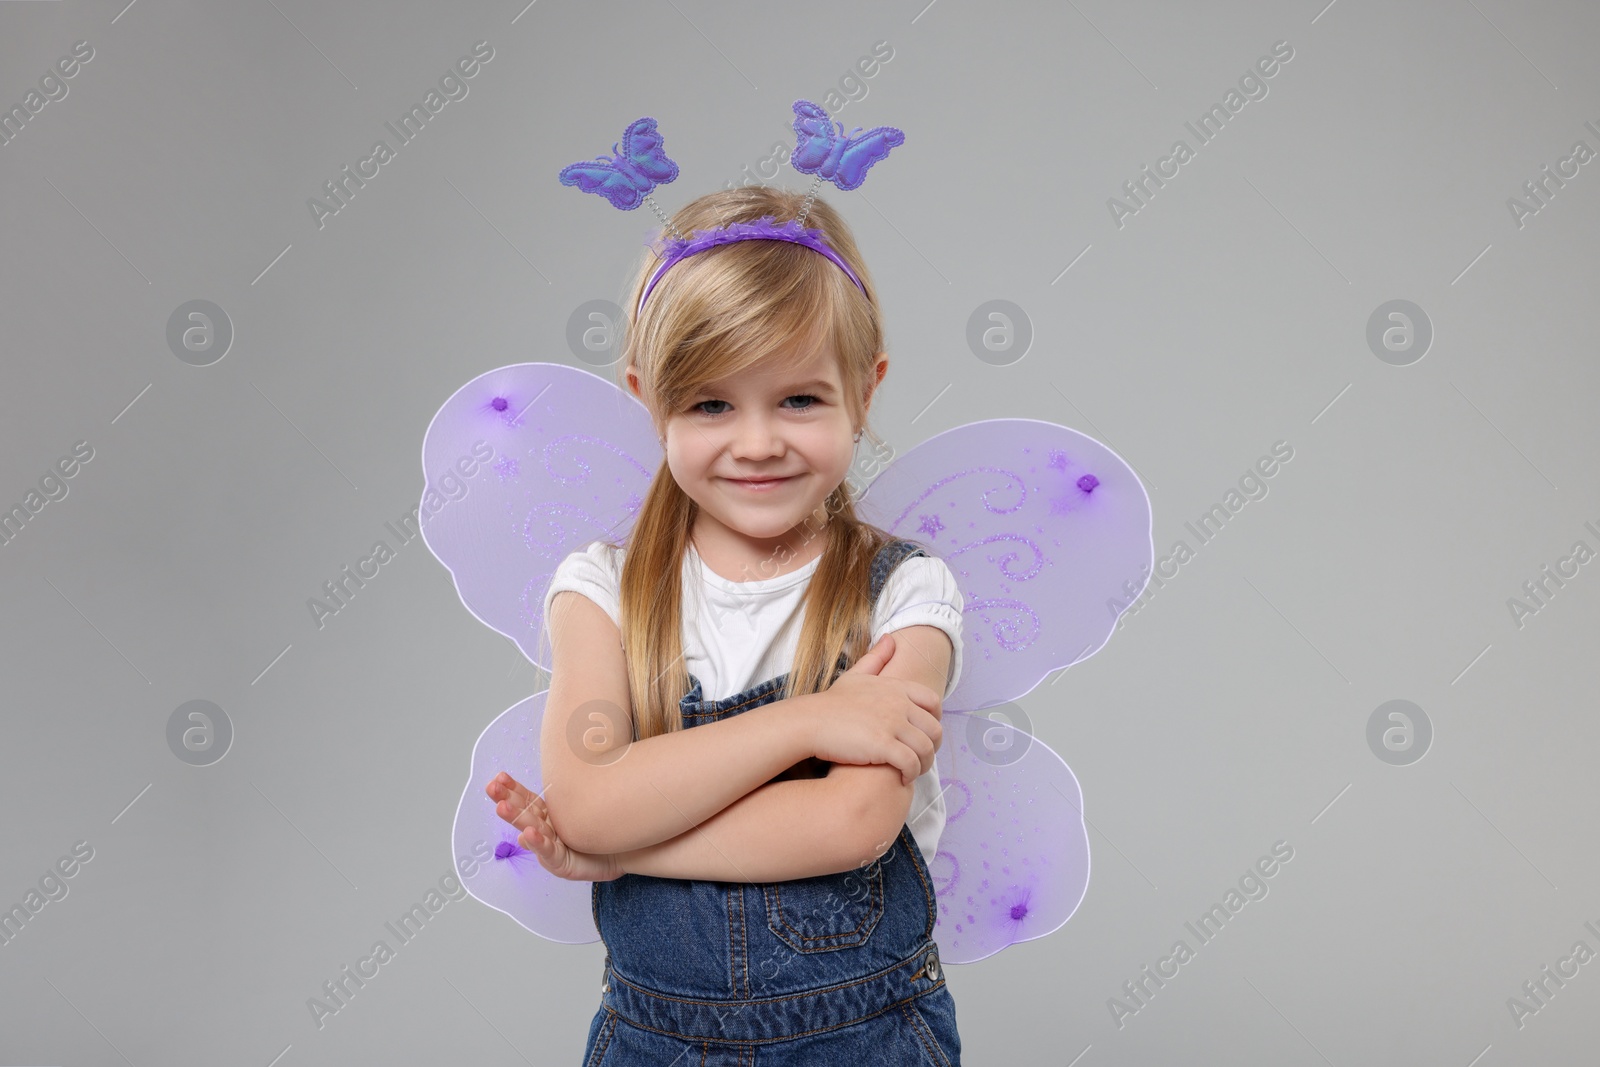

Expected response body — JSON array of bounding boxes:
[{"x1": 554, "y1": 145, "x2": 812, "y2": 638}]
[
  {"x1": 601, "y1": 953, "x2": 611, "y2": 993},
  {"x1": 909, "y1": 944, "x2": 941, "y2": 983}
]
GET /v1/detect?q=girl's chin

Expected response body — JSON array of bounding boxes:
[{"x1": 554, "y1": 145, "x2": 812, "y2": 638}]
[{"x1": 702, "y1": 504, "x2": 821, "y2": 539}]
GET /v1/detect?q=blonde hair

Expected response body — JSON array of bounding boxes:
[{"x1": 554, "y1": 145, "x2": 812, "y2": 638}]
[{"x1": 606, "y1": 185, "x2": 896, "y2": 741}]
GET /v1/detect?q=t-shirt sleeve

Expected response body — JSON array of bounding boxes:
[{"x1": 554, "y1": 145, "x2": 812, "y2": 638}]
[
  {"x1": 541, "y1": 541, "x2": 623, "y2": 631},
  {"x1": 870, "y1": 555, "x2": 965, "y2": 700}
]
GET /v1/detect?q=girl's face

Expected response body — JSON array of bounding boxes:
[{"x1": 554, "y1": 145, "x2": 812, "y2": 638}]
[{"x1": 633, "y1": 337, "x2": 886, "y2": 580}]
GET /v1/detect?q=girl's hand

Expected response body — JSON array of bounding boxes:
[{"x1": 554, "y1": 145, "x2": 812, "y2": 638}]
[
  {"x1": 808, "y1": 633, "x2": 943, "y2": 786},
  {"x1": 484, "y1": 771, "x2": 624, "y2": 882}
]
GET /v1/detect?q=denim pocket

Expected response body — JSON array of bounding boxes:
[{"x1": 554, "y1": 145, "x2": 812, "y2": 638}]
[
  {"x1": 904, "y1": 992, "x2": 961, "y2": 1066},
  {"x1": 582, "y1": 1009, "x2": 618, "y2": 1067},
  {"x1": 762, "y1": 864, "x2": 885, "y2": 953}
]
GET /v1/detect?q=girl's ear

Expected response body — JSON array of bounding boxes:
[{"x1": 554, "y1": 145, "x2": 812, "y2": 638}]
[
  {"x1": 626, "y1": 365, "x2": 667, "y2": 444},
  {"x1": 863, "y1": 353, "x2": 889, "y2": 410}
]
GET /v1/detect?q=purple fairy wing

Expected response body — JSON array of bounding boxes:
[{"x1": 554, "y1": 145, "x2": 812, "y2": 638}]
[
  {"x1": 857, "y1": 418, "x2": 1153, "y2": 711},
  {"x1": 857, "y1": 419, "x2": 1153, "y2": 961},
  {"x1": 453, "y1": 689, "x2": 599, "y2": 943},
  {"x1": 925, "y1": 711, "x2": 1088, "y2": 964},
  {"x1": 419, "y1": 361, "x2": 660, "y2": 673},
  {"x1": 425, "y1": 362, "x2": 657, "y2": 944}
]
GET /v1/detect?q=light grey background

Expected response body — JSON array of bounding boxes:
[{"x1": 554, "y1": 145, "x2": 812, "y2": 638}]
[{"x1": 3, "y1": 0, "x2": 1597, "y2": 1063}]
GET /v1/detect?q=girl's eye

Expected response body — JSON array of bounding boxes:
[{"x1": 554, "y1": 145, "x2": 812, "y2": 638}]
[{"x1": 691, "y1": 395, "x2": 821, "y2": 417}]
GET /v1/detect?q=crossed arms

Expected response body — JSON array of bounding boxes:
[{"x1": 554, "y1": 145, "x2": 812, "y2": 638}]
[{"x1": 521, "y1": 589, "x2": 950, "y2": 881}]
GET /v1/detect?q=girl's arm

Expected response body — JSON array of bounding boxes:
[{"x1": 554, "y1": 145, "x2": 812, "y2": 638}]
[
  {"x1": 612, "y1": 626, "x2": 953, "y2": 881},
  {"x1": 615, "y1": 771, "x2": 902, "y2": 881},
  {"x1": 541, "y1": 590, "x2": 826, "y2": 855}
]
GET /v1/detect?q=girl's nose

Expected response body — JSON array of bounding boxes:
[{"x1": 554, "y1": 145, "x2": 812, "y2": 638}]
[{"x1": 730, "y1": 416, "x2": 783, "y2": 458}]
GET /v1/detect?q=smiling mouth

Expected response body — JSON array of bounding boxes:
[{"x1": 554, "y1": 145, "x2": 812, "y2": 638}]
[{"x1": 726, "y1": 476, "x2": 795, "y2": 490}]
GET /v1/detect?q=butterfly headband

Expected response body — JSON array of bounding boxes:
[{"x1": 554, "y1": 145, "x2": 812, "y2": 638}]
[{"x1": 558, "y1": 100, "x2": 905, "y2": 318}]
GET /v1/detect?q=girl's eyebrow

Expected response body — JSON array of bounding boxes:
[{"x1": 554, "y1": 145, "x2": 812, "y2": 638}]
[
  {"x1": 696, "y1": 378, "x2": 838, "y2": 398},
  {"x1": 787, "y1": 378, "x2": 838, "y2": 396}
]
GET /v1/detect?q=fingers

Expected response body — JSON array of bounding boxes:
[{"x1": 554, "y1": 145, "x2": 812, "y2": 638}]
[
  {"x1": 900, "y1": 728, "x2": 934, "y2": 782},
  {"x1": 908, "y1": 739, "x2": 934, "y2": 780},
  {"x1": 520, "y1": 806, "x2": 555, "y2": 859},
  {"x1": 493, "y1": 778, "x2": 545, "y2": 833},
  {"x1": 909, "y1": 726, "x2": 934, "y2": 777},
  {"x1": 485, "y1": 770, "x2": 533, "y2": 807},
  {"x1": 516, "y1": 795, "x2": 553, "y2": 848},
  {"x1": 908, "y1": 681, "x2": 942, "y2": 717},
  {"x1": 853, "y1": 633, "x2": 895, "y2": 674},
  {"x1": 887, "y1": 730, "x2": 915, "y2": 785}
]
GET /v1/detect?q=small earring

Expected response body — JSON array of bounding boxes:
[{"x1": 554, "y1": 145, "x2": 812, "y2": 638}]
[{"x1": 852, "y1": 429, "x2": 862, "y2": 443}]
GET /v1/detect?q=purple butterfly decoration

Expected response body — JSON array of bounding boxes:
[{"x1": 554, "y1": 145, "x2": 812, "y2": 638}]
[
  {"x1": 424, "y1": 364, "x2": 1155, "y2": 964},
  {"x1": 558, "y1": 116, "x2": 679, "y2": 210},
  {"x1": 789, "y1": 99, "x2": 905, "y2": 191}
]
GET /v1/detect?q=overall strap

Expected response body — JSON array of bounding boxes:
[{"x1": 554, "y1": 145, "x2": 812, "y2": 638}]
[{"x1": 868, "y1": 537, "x2": 929, "y2": 607}]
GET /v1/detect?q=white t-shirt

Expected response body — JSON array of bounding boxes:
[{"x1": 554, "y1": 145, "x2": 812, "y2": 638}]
[{"x1": 541, "y1": 539, "x2": 964, "y2": 862}]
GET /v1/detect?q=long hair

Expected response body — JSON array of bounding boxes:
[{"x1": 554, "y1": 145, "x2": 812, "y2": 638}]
[{"x1": 607, "y1": 185, "x2": 896, "y2": 741}]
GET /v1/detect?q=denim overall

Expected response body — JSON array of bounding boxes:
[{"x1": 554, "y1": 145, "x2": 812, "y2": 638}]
[{"x1": 581, "y1": 539, "x2": 962, "y2": 1066}]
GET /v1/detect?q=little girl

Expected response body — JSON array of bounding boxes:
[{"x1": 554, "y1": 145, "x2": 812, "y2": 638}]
[{"x1": 486, "y1": 184, "x2": 965, "y2": 1066}]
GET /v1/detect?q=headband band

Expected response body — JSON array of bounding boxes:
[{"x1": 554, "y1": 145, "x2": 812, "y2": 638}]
[{"x1": 637, "y1": 216, "x2": 868, "y2": 318}]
